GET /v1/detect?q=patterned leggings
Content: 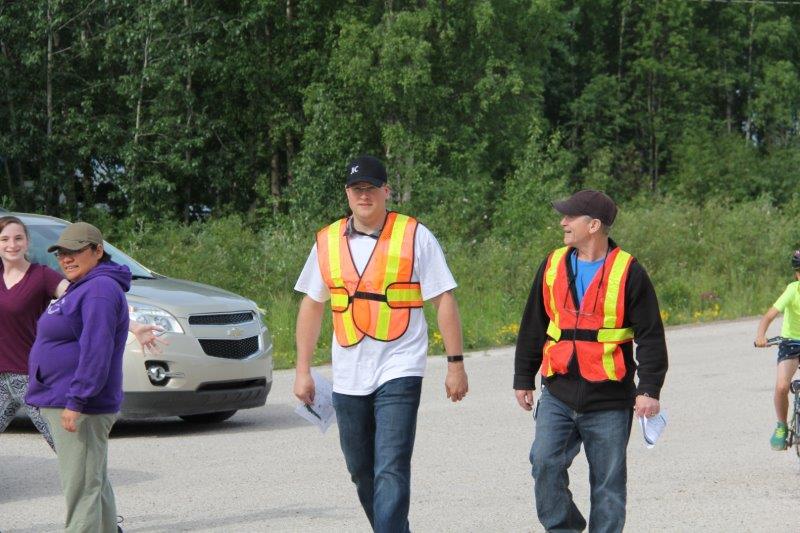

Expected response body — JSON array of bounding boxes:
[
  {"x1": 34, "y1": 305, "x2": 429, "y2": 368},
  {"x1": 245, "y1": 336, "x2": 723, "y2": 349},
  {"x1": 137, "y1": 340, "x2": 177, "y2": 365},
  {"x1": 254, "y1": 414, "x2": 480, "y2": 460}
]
[{"x1": 0, "y1": 372, "x2": 56, "y2": 451}]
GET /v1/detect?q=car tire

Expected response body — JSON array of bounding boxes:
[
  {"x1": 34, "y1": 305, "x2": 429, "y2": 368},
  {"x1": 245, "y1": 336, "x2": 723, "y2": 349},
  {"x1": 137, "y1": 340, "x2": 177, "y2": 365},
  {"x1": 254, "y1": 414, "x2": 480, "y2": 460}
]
[{"x1": 179, "y1": 410, "x2": 237, "y2": 424}]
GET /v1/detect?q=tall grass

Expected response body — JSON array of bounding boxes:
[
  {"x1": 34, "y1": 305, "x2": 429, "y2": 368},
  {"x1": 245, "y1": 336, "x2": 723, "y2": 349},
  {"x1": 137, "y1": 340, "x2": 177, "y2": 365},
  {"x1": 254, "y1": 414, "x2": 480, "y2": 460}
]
[{"x1": 98, "y1": 196, "x2": 800, "y2": 369}]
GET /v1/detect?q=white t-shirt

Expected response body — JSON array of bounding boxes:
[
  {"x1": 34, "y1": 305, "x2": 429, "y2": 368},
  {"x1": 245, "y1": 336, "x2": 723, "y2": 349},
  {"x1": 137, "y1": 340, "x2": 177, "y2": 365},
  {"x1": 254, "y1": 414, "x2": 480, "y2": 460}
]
[{"x1": 295, "y1": 221, "x2": 457, "y2": 395}]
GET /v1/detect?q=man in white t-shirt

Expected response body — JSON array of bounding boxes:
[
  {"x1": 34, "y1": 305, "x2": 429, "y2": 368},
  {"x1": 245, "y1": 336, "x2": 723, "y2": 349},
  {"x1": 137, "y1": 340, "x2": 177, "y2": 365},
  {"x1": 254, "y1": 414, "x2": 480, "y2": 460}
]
[{"x1": 294, "y1": 155, "x2": 468, "y2": 532}]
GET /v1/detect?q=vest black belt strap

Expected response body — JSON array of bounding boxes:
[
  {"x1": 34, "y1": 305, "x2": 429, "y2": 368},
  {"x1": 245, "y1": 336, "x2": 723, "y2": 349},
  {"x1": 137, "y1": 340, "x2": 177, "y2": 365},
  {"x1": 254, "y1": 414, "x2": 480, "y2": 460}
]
[
  {"x1": 551, "y1": 328, "x2": 600, "y2": 342},
  {"x1": 550, "y1": 328, "x2": 635, "y2": 343},
  {"x1": 352, "y1": 291, "x2": 387, "y2": 303}
]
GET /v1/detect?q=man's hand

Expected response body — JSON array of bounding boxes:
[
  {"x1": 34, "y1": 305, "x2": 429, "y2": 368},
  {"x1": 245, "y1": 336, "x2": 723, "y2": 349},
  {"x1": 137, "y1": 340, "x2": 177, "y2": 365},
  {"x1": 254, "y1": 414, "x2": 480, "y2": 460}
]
[
  {"x1": 61, "y1": 408, "x2": 81, "y2": 432},
  {"x1": 432, "y1": 291, "x2": 467, "y2": 403},
  {"x1": 634, "y1": 394, "x2": 660, "y2": 418},
  {"x1": 445, "y1": 363, "x2": 468, "y2": 402},
  {"x1": 294, "y1": 370, "x2": 315, "y2": 405},
  {"x1": 515, "y1": 389, "x2": 535, "y2": 411}
]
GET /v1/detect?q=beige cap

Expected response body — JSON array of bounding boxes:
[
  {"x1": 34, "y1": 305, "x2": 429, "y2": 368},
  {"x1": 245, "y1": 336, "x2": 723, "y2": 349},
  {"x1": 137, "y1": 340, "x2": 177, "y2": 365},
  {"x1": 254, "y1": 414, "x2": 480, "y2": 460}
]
[{"x1": 47, "y1": 222, "x2": 104, "y2": 253}]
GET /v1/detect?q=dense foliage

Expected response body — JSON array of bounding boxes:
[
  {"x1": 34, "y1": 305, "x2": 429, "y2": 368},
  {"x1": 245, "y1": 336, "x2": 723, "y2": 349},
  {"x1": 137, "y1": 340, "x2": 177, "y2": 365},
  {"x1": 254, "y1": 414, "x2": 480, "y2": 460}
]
[
  {"x1": 103, "y1": 196, "x2": 800, "y2": 368},
  {"x1": 2, "y1": 1, "x2": 799, "y2": 232},
  {"x1": 4, "y1": 1, "x2": 800, "y2": 366}
]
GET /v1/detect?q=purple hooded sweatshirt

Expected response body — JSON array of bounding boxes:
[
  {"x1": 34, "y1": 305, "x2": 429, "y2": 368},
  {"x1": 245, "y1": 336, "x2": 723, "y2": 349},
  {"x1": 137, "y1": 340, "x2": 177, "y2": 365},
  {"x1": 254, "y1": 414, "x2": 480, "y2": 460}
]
[{"x1": 26, "y1": 261, "x2": 131, "y2": 414}]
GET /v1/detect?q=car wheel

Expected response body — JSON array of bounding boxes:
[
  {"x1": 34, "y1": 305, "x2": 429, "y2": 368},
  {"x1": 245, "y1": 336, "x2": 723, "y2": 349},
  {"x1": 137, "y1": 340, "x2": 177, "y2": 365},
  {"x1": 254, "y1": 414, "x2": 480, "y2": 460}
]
[{"x1": 179, "y1": 410, "x2": 237, "y2": 424}]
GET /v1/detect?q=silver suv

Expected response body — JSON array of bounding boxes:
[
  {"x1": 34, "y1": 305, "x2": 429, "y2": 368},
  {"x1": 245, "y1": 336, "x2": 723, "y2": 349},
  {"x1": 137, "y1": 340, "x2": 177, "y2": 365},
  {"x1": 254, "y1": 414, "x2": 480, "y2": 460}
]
[{"x1": 12, "y1": 212, "x2": 273, "y2": 423}]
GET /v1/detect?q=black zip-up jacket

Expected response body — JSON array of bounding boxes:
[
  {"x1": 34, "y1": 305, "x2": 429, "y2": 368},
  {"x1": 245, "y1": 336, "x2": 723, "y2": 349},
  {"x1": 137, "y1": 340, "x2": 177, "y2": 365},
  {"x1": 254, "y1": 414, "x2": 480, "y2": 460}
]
[{"x1": 513, "y1": 239, "x2": 668, "y2": 412}]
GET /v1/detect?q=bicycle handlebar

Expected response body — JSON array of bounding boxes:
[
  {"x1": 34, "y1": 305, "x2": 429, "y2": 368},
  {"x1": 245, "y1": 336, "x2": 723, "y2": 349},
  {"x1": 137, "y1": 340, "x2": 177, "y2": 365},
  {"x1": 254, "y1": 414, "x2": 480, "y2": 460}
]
[{"x1": 754, "y1": 336, "x2": 785, "y2": 347}]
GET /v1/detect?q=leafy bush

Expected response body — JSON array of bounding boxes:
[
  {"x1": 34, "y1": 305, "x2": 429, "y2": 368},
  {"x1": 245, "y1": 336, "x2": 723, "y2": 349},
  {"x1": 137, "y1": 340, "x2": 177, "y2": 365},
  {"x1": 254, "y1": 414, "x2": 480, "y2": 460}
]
[{"x1": 102, "y1": 195, "x2": 800, "y2": 369}]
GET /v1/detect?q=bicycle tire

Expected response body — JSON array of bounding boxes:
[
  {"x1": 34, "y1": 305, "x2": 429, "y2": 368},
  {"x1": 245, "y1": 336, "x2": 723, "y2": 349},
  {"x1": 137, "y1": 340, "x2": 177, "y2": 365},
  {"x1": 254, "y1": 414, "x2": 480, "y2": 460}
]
[{"x1": 793, "y1": 392, "x2": 800, "y2": 461}]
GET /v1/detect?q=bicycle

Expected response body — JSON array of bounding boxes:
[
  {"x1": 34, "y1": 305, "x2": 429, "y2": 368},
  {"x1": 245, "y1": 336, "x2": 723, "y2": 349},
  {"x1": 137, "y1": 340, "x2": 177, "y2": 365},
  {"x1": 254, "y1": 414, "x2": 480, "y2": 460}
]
[{"x1": 760, "y1": 336, "x2": 800, "y2": 459}]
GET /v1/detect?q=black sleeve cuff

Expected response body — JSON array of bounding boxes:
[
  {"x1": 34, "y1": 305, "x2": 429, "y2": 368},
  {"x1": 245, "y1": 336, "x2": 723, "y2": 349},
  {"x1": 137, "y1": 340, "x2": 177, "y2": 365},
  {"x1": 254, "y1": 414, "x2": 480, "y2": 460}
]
[
  {"x1": 513, "y1": 374, "x2": 537, "y2": 390},
  {"x1": 635, "y1": 384, "x2": 661, "y2": 400}
]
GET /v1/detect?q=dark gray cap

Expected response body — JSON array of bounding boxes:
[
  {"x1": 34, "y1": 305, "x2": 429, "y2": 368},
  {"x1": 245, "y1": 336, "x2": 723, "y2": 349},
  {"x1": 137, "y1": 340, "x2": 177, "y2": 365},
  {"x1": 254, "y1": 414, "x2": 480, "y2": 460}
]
[
  {"x1": 47, "y1": 222, "x2": 104, "y2": 253},
  {"x1": 552, "y1": 190, "x2": 618, "y2": 226}
]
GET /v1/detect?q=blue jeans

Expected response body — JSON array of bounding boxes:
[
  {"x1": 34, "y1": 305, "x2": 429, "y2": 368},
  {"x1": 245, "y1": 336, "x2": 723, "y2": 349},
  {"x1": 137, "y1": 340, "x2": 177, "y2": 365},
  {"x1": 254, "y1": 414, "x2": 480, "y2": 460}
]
[
  {"x1": 332, "y1": 376, "x2": 422, "y2": 533},
  {"x1": 530, "y1": 387, "x2": 633, "y2": 533}
]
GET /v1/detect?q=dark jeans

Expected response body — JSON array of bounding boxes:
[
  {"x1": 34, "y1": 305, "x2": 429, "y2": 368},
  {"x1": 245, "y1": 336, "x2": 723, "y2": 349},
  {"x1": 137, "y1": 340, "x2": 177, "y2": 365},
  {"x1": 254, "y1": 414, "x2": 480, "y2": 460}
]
[
  {"x1": 332, "y1": 376, "x2": 423, "y2": 533},
  {"x1": 530, "y1": 387, "x2": 633, "y2": 533}
]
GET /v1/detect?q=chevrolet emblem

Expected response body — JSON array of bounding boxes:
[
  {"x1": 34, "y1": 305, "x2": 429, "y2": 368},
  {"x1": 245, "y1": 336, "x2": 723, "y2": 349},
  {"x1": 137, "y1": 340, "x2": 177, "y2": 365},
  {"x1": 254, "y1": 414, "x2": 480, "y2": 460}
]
[{"x1": 226, "y1": 327, "x2": 244, "y2": 338}]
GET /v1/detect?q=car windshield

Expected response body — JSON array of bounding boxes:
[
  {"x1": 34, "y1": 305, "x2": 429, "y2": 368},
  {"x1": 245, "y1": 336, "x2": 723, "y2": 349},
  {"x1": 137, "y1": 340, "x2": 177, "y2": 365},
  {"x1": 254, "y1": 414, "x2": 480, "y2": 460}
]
[{"x1": 26, "y1": 223, "x2": 154, "y2": 279}]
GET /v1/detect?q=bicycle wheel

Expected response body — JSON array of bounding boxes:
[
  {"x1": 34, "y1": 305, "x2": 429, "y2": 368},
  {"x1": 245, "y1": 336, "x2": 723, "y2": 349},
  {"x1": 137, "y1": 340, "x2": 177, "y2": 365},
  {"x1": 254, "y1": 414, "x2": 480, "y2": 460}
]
[{"x1": 793, "y1": 393, "x2": 800, "y2": 465}]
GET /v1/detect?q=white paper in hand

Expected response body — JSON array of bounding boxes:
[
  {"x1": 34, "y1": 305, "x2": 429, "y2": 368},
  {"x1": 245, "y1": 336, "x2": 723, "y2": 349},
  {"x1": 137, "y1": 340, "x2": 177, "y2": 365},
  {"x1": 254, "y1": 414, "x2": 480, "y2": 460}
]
[
  {"x1": 639, "y1": 410, "x2": 667, "y2": 449},
  {"x1": 294, "y1": 369, "x2": 336, "y2": 433}
]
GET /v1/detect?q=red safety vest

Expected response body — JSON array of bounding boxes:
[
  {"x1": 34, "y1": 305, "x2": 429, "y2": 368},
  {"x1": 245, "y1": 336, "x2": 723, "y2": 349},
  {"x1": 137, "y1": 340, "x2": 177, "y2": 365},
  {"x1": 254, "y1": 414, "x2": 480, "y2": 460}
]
[
  {"x1": 541, "y1": 246, "x2": 635, "y2": 382},
  {"x1": 316, "y1": 212, "x2": 423, "y2": 347}
]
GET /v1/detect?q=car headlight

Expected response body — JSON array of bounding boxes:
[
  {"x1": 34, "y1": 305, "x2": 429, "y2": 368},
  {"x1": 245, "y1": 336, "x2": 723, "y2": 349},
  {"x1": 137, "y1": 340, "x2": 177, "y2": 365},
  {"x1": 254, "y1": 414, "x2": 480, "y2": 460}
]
[
  {"x1": 253, "y1": 303, "x2": 267, "y2": 327},
  {"x1": 129, "y1": 303, "x2": 185, "y2": 334}
]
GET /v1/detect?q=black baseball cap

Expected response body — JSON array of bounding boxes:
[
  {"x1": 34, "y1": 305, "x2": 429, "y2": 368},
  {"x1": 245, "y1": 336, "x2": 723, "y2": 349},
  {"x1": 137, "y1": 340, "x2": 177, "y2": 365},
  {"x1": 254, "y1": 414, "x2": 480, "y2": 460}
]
[
  {"x1": 346, "y1": 155, "x2": 387, "y2": 187},
  {"x1": 552, "y1": 190, "x2": 618, "y2": 226}
]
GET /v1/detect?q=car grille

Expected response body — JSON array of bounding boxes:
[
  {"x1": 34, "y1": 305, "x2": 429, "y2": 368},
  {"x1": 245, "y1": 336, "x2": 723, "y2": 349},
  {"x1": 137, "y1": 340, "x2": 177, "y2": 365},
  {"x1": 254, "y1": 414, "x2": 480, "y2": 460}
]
[
  {"x1": 198, "y1": 336, "x2": 260, "y2": 359},
  {"x1": 188, "y1": 312, "x2": 254, "y2": 325}
]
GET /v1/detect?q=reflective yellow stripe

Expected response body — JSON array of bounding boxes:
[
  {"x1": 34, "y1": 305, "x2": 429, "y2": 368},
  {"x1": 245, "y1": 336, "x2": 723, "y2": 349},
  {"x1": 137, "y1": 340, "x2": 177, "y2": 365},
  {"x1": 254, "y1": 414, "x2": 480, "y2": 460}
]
[
  {"x1": 597, "y1": 327, "x2": 634, "y2": 343},
  {"x1": 375, "y1": 214, "x2": 410, "y2": 339},
  {"x1": 328, "y1": 220, "x2": 343, "y2": 286},
  {"x1": 385, "y1": 215, "x2": 409, "y2": 281},
  {"x1": 545, "y1": 324, "x2": 631, "y2": 343},
  {"x1": 546, "y1": 321, "x2": 562, "y2": 341},
  {"x1": 602, "y1": 343, "x2": 618, "y2": 380},
  {"x1": 545, "y1": 247, "x2": 569, "y2": 331},
  {"x1": 599, "y1": 250, "x2": 632, "y2": 380},
  {"x1": 342, "y1": 308, "x2": 360, "y2": 344},
  {"x1": 543, "y1": 341, "x2": 555, "y2": 376},
  {"x1": 330, "y1": 291, "x2": 349, "y2": 311},
  {"x1": 386, "y1": 286, "x2": 422, "y2": 306},
  {"x1": 325, "y1": 220, "x2": 360, "y2": 345},
  {"x1": 387, "y1": 288, "x2": 419, "y2": 301},
  {"x1": 603, "y1": 250, "x2": 631, "y2": 328}
]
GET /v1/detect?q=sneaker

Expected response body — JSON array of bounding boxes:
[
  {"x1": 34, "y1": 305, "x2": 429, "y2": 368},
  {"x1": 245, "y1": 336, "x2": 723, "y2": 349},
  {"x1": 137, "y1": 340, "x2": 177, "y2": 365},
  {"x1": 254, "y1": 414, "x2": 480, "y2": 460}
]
[
  {"x1": 771, "y1": 422, "x2": 788, "y2": 451},
  {"x1": 117, "y1": 515, "x2": 124, "y2": 532}
]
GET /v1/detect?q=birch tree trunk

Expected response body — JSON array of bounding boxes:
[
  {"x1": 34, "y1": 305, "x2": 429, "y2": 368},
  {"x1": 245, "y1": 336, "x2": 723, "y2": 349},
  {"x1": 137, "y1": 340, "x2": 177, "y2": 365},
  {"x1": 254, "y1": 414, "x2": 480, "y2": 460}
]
[
  {"x1": 183, "y1": 0, "x2": 195, "y2": 223},
  {"x1": 131, "y1": 28, "x2": 151, "y2": 182}
]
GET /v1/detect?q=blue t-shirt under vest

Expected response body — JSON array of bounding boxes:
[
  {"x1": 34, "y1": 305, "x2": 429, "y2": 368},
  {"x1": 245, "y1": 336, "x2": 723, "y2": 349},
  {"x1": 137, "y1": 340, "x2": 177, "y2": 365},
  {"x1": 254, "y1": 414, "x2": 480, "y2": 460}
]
[{"x1": 570, "y1": 252, "x2": 605, "y2": 306}]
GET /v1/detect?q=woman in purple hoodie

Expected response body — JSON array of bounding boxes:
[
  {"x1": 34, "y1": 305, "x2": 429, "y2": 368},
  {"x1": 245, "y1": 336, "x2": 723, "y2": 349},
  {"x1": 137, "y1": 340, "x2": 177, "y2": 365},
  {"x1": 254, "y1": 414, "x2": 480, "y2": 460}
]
[
  {"x1": 0, "y1": 216, "x2": 161, "y2": 456},
  {"x1": 27, "y1": 222, "x2": 134, "y2": 533}
]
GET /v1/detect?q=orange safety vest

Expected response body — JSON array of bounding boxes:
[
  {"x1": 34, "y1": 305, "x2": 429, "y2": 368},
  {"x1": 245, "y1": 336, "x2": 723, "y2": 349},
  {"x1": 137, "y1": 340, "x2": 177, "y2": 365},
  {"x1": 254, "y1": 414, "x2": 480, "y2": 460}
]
[
  {"x1": 541, "y1": 246, "x2": 635, "y2": 382},
  {"x1": 316, "y1": 212, "x2": 423, "y2": 347}
]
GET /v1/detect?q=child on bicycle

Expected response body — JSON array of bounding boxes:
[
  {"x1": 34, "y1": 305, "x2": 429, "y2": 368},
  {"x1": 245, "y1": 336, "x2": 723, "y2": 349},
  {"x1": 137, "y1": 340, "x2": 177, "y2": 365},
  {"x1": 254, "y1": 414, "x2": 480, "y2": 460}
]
[{"x1": 754, "y1": 250, "x2": 800, "y2": 450}]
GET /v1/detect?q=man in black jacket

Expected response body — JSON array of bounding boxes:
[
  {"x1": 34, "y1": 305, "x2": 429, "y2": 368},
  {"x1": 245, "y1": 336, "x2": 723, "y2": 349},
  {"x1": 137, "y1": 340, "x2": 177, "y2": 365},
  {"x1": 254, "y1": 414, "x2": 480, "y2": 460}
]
[{"x1": 513, "y1": 190, "x2": 668, "y2": 533}]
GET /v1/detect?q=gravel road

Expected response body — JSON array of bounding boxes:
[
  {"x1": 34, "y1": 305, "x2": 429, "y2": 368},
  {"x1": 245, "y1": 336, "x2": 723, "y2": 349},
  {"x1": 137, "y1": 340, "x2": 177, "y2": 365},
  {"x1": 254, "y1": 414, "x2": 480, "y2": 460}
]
[{"x1": 0, "y1": 318, "x2": 791, "y2": 532}]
